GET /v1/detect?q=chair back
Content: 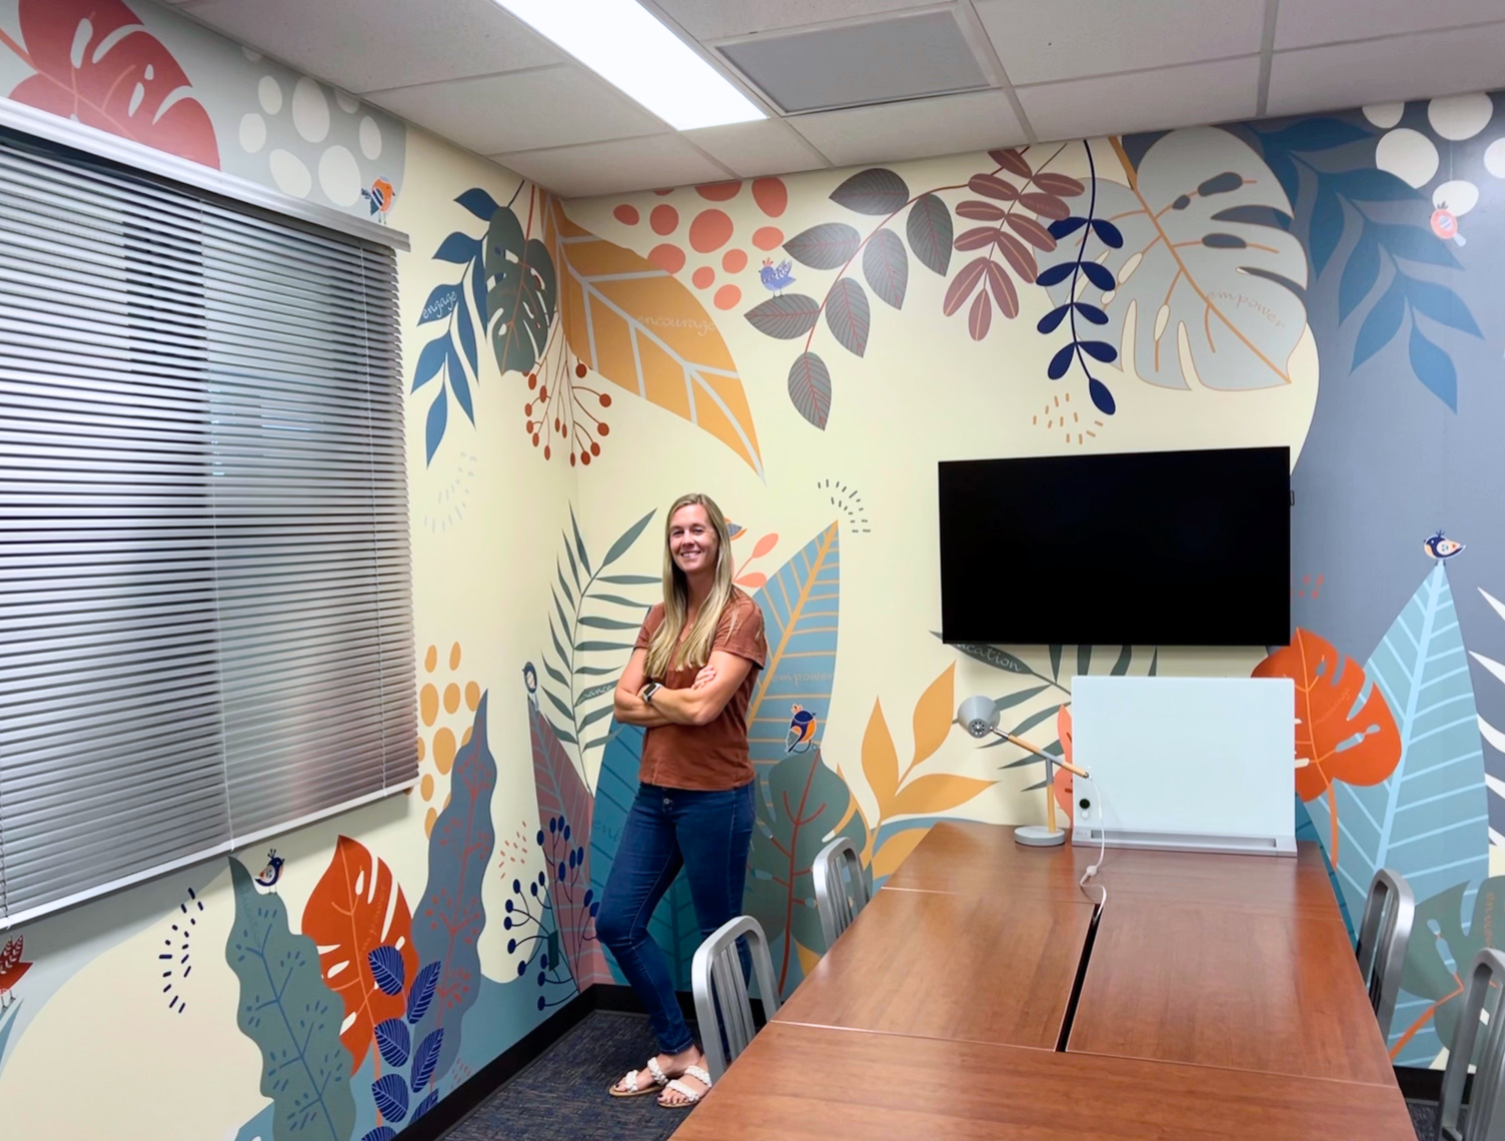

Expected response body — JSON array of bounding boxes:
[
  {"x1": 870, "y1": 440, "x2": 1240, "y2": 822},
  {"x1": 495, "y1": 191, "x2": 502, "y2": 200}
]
[
  {"x1": 1440, "y1": 948, "x2": 1505, "y2": 1141},
  {"x1": 812, "y1": 836, "x2": 870, "y2": 949},
  {"x1": 691, "y1": 914, "x2": 781, "y2": 1081},
  {"x1": 1355, "y1": 867, "x2": 1415, "y2": 1039}
]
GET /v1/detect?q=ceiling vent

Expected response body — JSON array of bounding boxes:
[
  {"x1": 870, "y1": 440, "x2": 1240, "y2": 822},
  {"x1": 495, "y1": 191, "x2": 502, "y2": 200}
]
[{"x1": 716, "y1": 10, "x2": 989, "y2": 115}]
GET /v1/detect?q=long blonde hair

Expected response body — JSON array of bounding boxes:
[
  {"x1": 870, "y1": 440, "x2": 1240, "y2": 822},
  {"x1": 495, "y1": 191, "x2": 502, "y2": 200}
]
[{"x1": 644, "y1": 493, "x2": 735, "y2": 679}]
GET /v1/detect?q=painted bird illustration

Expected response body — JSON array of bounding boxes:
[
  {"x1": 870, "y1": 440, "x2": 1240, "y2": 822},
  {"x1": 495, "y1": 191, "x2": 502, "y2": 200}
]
[
  {"x1": 361, "y1": 176, "x2": 395, "y2": 223},
  {"x1": 0, "y1": 935, "x2": 32, "y2": 1010},
  {"x1": 523, "y1": 661, "x2": 539, "y2": 709},
  {"x1": 786, "y1": 704, "x2": 817, "y2": 753},
  {"x1": 760, "y1": 258, "x2": 795, "y2": 295},
  {"x1": 255, "y1": 849, "x2": 285, "y2": 890},
  {"x1": 1424, "y1": 530, "x2": 1465, "y2": 560}
]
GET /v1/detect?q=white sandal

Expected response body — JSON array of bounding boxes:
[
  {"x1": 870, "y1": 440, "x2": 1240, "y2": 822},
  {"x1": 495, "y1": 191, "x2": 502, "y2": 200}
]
[
  {"x1": 608, "y1": 1056, "x2": 669, "y2": 1098},
  {"x1": 659, "y1": 1064, "x2": 712, "y2": 1108}
]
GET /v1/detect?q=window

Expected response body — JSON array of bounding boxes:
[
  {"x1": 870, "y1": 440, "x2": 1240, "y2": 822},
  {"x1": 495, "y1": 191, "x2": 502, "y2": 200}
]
[{"x1": 0, "y1": 126, "x2": 415, "y2": 927}]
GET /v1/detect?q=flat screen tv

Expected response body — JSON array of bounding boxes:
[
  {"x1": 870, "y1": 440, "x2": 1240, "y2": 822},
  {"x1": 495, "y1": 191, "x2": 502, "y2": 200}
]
[{"x1": 938, "y1": 446, "x2": 1290, "y2": 647}]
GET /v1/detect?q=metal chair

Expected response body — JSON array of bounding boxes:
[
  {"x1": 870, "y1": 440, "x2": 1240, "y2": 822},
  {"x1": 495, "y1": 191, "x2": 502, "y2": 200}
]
[
  {"x1": 812, "y1": 835, "x2": 870, "y2": 950},
  {"x1": 691, "y1": 915, "x2": 781, "y2": 1081},
  {"x1": 1354, "y1": 867, "x2": 1415, "y2": 1039},
  {"x1": 1439, "y1": 948, "x2": 1505, "y2": 1140}
]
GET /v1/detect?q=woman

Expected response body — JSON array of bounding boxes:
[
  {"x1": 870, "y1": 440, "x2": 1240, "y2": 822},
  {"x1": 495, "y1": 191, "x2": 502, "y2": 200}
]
[{"x1": 599, "y1": 492, "x2": 767, "y2": 1109}]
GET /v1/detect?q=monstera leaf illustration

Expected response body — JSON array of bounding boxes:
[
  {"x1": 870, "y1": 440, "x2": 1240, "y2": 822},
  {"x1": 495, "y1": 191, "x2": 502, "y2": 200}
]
[{"x1": 1064, "y1": 129, "x2": 1308, "y2": 391}]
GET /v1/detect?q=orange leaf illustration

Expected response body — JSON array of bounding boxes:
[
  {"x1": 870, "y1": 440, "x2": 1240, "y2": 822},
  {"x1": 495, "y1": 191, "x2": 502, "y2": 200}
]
[
  {"x1": 1254, "y1": 629, "x2": 1401, "y2": 802},
  {"x1": 1053, "y1": 704, "x2": 1074, "y2": 817},
  {"x1": 910, "y1": 663, "x2": 956, "y2": 769},
  {"x1": 547, "y1": 199, "x2": 763, "y2": 477},
  {"x1": 873, "y1": 827, "x2": 928, "y2": 879},
  {"x1": 862, "y1": 698, "x2": 900, "y2": 813},
  {"x1": 303, "y1": 835, "x2": 418, "y2": 1074},
  {"x1": 888, "y1": 773, "x2": 993, "y2": 819}
]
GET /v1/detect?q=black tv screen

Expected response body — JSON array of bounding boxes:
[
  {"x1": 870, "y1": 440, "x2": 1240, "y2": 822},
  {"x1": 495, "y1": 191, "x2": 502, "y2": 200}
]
[{"x1": 938, "y1": 447, "x2": 1290, "y2": 647}]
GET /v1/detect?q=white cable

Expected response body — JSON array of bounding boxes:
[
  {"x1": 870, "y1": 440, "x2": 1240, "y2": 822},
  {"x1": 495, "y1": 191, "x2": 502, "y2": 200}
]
[{"x1": 1075, "y1": 770, "x2": 1108, "y2": 909}]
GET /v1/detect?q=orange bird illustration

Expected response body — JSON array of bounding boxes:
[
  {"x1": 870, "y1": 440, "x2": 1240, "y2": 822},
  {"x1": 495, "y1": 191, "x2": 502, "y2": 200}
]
[
  {"x1": 0, "y1": 935, "x2": 32, "y2": 1009},
  {"x1": 785, "y1": 704, "x2": 817, "y2": 753}
]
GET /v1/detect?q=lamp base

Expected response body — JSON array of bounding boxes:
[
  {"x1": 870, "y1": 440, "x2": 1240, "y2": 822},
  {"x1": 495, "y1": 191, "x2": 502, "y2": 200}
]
[{"x1": 1015, "y1": 825, "x2": 1067, "y2": 848}]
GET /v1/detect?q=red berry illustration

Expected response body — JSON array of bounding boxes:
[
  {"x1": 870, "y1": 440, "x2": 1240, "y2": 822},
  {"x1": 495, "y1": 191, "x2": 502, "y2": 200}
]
[
  {"x1": 575, "y1": 362, "x2": 587, "y2": 378},
  {"x1": 600, "y1": 393, "x2": 612, "y2": 408}
]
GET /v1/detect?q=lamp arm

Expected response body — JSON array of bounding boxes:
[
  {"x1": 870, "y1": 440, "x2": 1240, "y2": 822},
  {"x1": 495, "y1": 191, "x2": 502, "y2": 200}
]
[{"x1": 989, "y1": 728, "x2": 1090, "y2": 778}]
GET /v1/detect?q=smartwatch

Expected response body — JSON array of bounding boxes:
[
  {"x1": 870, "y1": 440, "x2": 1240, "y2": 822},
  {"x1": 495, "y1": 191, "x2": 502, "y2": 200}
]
[{"x1": 642, "y1": 682, "x2": 662, "y2": 705}]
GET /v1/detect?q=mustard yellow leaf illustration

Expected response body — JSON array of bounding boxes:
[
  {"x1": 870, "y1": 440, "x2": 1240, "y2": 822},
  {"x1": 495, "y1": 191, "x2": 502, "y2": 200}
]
[
  {"x1": 862, "y1": 698, "x2": 900, "y2": 816},
  {"x1": 796, "y1": 939, "x2": 821, "y2": 977},
  {"x1": 873, "y1": 827, "x2": 930, "y2": 880},
  {"x1": 910, "y1": 663, "x2": 956, "y2": 770},
  {"x1": 547, "y1": 199, "x2": 764, "y2": 477},
  {"x1": 889, "y1": 774, "x2": 993, "y2": 820}
]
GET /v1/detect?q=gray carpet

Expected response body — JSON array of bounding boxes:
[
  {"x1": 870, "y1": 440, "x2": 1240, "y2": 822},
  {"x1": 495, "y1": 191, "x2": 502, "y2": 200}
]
[
  {"x1": 442, "y1": 1011, "x2": 698, "y2": 1141},
  {"x1": 1408, "y1": 1097, "x2": 1462, "y2": 1140}
]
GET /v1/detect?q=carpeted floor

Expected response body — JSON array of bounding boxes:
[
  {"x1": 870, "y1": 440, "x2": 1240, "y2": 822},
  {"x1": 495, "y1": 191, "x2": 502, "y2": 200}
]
[{"x1": 443, "y1": 1011, "x2": 698, "y2": 1141}]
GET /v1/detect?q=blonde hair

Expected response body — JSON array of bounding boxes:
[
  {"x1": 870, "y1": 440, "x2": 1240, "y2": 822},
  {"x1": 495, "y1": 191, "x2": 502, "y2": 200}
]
[{"x1": 644, "y1": 493, "x2": 735, "y2": 679}]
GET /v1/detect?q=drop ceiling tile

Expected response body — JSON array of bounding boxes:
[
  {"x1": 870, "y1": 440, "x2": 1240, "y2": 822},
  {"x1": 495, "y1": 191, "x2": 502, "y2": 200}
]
[
  {"x1": 1275, "y1": 0, "x2": 1505, "y2": 50},
  {"x1": 368, "y1": 65, "x2": 667, "y2": 155},
  {"x1": 788, "y1": 89, "x2": 1025, "y2": 167},
  {"x1": 494, "y1": 135, "x2": 732, "y2": 198},
  {"x1": 180, "y1": 0, "x2": 561, "y2": 92},
  {"x1": 682, "y1": 120, "x2": 830, "y2": 177},
  {"x1": 975, "y1": 0, "x2": 1265, "y2": 86},
  {"x1": 1017, "y1": 56, "x2": 1259, "y2": 143},
  {"x1": 650, "y1": 0, "x2": 939, "y2": 40},
  {"x1": 1267, "y1": 24, "x2": 1505, "y2": 116}
]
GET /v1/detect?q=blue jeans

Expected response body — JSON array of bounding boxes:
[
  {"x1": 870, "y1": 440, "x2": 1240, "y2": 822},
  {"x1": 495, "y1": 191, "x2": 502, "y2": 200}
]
[{"x1": 596, "y1": 781, "x2": 755, "y2": 1055}]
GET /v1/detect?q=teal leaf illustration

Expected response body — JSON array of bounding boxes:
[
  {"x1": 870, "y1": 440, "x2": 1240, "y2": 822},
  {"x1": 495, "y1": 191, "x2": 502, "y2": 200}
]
[
  {"x1": 412, "y1": 337, "x2": 447, "y2": 392},
  {"x1": 424, "y1": 386, "x2": 447, "y2": 466},
  {"x1": 906, "y1": 194, "x2": 953, "y2": 275},
  {"x1": 1352, "y1": 277, "x2": 1405, "y2": 370},
  {"x1": 1408, "y1": 321, "x2": 1457, "y2": 411},
  {"x1": 484, "y1": 206, "x2": 557, "y2": 376},
  {"x1": 455, "y1": 187, "x2": 501, "y2": 220},
  {"x1": 861, "y1": 229, "x2": 908, "y2": 310},
  {"x1": 830, "y1": 167, "x2": 910, "y2": 215},
  {"x1": 411, "y1": 694, "x2": 496, "y2": 1086},
  {"x1": 419, "y1": 284, "x2": 459, "y2": 325},
  {"x1": 1401, "y1": 877, "x2": 1505, "y2": 1067},
  {"x1": 787, "y1": 351, "x2": 832, "y2": 430},
  {"x1": 226, "y1": 860, "x2": 356, "y2": 1141}
]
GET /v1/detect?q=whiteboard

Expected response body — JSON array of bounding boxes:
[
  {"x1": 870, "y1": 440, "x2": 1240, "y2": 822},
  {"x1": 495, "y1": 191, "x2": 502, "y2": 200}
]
[{"x1": 1070, "y1": 676, "x2": 1296, "y2": 855}]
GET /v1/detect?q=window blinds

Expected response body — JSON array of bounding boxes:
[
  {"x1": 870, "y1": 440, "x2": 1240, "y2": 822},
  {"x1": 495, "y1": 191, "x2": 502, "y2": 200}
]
[{"x1": 0, "y1": 128, "x2": 416, "y2": 927}]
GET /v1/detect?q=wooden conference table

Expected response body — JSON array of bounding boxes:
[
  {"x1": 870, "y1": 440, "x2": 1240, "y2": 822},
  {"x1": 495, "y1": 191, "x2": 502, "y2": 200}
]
[{"x1": 671, "y1": 821, "x2": 1417, "y2": 1141}]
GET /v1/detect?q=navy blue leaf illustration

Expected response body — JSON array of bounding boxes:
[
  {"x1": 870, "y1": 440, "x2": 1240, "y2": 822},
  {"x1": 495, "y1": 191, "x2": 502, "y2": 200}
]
[
  {"x1": 1037, "y1": 304, "x2": 1069, "y2": 334},
  {"x1": 1048, "y1": 343, "x2": 1074, "y2": 380},
  {"x1": 1035, "y1": 262, "x2": 1074, "y2": 287},
  {"x1": 412, "y1": 1092, "x2": 439, "y2": 1122},
  {"x1": 1079, "y1": 261, "x2": 1115, "y2": 291},
  {"x1": 1338, "y1": 232, "x2": 1379, "y2": 321},
  {"x1": 1330, "y1": 169, "x2": 1419, "y2": 202},
  {"x1": 368, "y1": 947, "x2": 406, "y2": 997},
  {"x1": 1266, "y1": 149, "x2": 1299, "y2": 214},
  {"x1": 419, "y1": 284, "x2": 459, "y2": 325},
  {"x1": 448, "y1": 346, "x2": 475, "y2": 425},
  {"x1": 361, "y1": 1129, "x2": 396, "y2": 1141},
  {"x1": 1370, "y1": 222, "x2": 1460, "y2": 268},
  {"x1": 1091, "y1": 219, "x2": 1123, "y2": 247},
  {"x1": 1256, "y1": 117, "x2": 1371, "y2": 153},
  {"x1": 410, "y1": 1028, "x2": 444, "y2": 1092},
  {"x1": 1079, "y1": 340, "x2": 1117, "y2": 363},
  {"x1": 1075, "y1": 302, "x2": 1108, "y2": 325},
  {"x1": 406, "y1": 961, "x2": 440, "y2": 1025},
  {"x1": 1404, "y1": 277, "x2": 1482, "y2": 336},
  {"x1": 434, "y1": 232, "x2": 480, "y2": 264},
  {"x1": 1309, "y1": 185, "x2": 1342, "y2": 277},
  {"x1": 1352, "y1": 278, "x2": 1405, "y2": 370},
  {"x1": 455, "y1": 296, "x2": 479, "y2": 376},
  {"x1": 455, "y1": 188, "x2": 501, "y2": 220},
  {"x1": 1048, "y1": 216, "x2": 1087, "y2": 240},
  {"x1": 412, "y1": 337, "x2": 448, "y2": 392},
  {"x1": 1088, "y1": 378, "x2": 1116, "y2": 414},
  {"x1": 372, "y1": 1073, "x2": 409, "y2": 1123},
  {"x1": 424, "y1": 385, "x2": 447, "y2": 465},
  {"x1": 374, "y1": 1018, "x2": 410, "y2": 1069},
  {"x1": 1409, "y1": 322, "x2": 1457, "y2": 410}
]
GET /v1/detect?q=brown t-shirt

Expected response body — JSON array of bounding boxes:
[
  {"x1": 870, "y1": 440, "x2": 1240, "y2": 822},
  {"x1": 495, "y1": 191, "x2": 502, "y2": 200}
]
[{"x1": 633, "y1": 589, "x2": 767, "y2": 791}]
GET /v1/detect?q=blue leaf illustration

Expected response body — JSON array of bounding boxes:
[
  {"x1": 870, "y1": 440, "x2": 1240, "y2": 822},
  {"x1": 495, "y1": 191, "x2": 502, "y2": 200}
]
[
  {"x1": 1409, "y1": 322, "x2": 1458, "y2": 410},
  {"x1": 1351, "y1": 277, "x2": 1405, "y2": 369},
  {"x1": 1079, "y1": 261, "x2": 1115, "y2": 292},
  {"x1": 412, "y1": 337, "x2": 448, "y2": 392},
  {"x1": 1265, "y1": 149, "x2": 1300, "y2": 214},
  {"x1": 447, "y1": 345, "x2": 475, "y2": 425},
  {"x1": 361, "y1": 1129, "x2": 396, "y2": 1141},
  {"x1": 1091, "y1": 218, "x2": 1124, "y2": 248},
  {"x1": 470, "y1": 258, "x2": 488, "y2": 331},
  {"x1": 1079, "y1": 340, "x2": 1117, "y2": 363},
  {"x1": 1035, "y1": 262, "x2": 1074, "y2": 287},
  {"x1": 1048, "y1": 216, "x2": 1087, "y2": 239},
  {"x1": 1308, "y1": 184, "x2": 1342, "y2": 278},
  {"x1": 455, "y1": 298, "x2": 480, "y2": 377},
  {"x1": 406, "y1": 961, "x2": 440, "y2": 1025},
  {"x1": 1088, "y1": 378, "x2": 1116, "y2": 414},
  {"x1": 374, "y1": 1018, "x2": 410, "y2": 1069},
  {"x1": 1404, "y1": 277, "x2": 1482, "y2": 337},
  {"x1": 1338, "y1": 232, "x2": 1379, "y2": 322},
  {"x1": 1074, "y1": 302, "x2": 1108, "y2": 325},
  {"x1": 1047, "y1": 343, "x2": 1074, "y2": 380},
  {"x1": 455, "y1": 187, "x2": 501, "y2": 220},
  {"x1": 367, "y1": 946, "x2": 406, "y2": 996},
  {"x1": 1330, "y1": 169, "x2": 1420, "y2": 202},
  {"x1": 434, "y1": 232, "x2": 480, "y2": 264},
  {"x1": 419, "y1": 283, "x2": 459, "y2": 325},
  {"x1": 1037, "y1": 304, "x2": 1069, "y2": 334},
  {"x1": 410, "y1": 1028, "x2": 444, "y2": 1092},
  {"x1": 1371, "y1": 222, "x2": 1460, "y2": 268},
  {"x1": 1257, "y1": 117, "x2": 1371, "y2": 153},
  {"x1": 225, "y1": 861, "x2": 355, "y2": 1141},
  {"x1": 412, "y1": 1091, "x2": 439, "y2": 1121},
  {"x1": 372, "y1": 1073, "x2": 409, "y2": 1123},
  {"x1": 424, "y1": 385, "x2": 448, "y2": 465}
]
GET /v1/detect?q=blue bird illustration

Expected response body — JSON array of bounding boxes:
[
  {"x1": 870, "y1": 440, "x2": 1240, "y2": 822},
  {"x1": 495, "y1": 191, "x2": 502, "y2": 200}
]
[
  {"x1": 786, "y1": 704, "x2": 817, "y2": 753},
  {"x1": 1423, "y1": 530, "x2": 1465, "y2": 560},
  {"x1": 523, "y1": 661, "x2": 539, "y2": 709},
  {"x1": 255, "y1": 849, "x2": 285, "y2": 891},
  {"x1": 760, "y1": 258, "x2": 795, "y2": 295},
  {"x1": 360, "y1": 176, "x2": 395, "y2": 223}
]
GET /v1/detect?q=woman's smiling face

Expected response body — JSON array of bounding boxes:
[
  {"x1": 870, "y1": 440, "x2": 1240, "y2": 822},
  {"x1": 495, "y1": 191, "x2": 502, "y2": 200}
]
[{"x1": 668, "y1": 503, "x2": 717, "y2": 577}]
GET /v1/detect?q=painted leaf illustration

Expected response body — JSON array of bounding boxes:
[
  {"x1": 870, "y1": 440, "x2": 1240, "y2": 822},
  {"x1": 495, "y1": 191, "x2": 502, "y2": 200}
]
[
  {"x1": 374, "y1": 1018, "x2": 410, "y2": 1070},
  {"x1": 1053, "y1": 704, "x2": 1074, "y2": 816},
  {"x1": 825, "y1": 278, "x2": 870, "y2": 357},
  {"x1": 412, "y1": 694, "x2": 496, "y2": 1086},
  {"x1": 942, "y1": 257, "x2": 989, "y2": 317},
  {"x1": 746, "y1": 294, "x2": 820, "y2": 339},
  {"x1": 862, "y1": 229, "x2": 908, "y2": 310},
  {"x1": 590, "y1": 721, "x2": 700, "y2": 989},
  {"x1": 372, "y1": 1074, "x2": 408, "y2": 1123},
  {"x1": 484, "y1": 206, "x2": 557, "y2": 376},
  {"x1": 1253, "y1": 629, "x2": 1400, "y2": 806},
  {"x1": 549, "y1": 201, "x2": 763, "y2": 477},
  {"x1": 10, "y1": 0, "x2": 219, "y2": 168},
  {"x1": 410, "y1": 1028, "x2": 443, "y2": 1092},
  {"x1": 784, "y1": 222, "x2": 862, "y2": 270},
  {"x1": 906, "y1": 194, "x2": 953, "y2": 275},
  {"x1": 1058, "y1": 129, "x2": 1308, "y2": 391},
  {"x1": 968, "y1": 289, "x2": 992, "y2": 339},
  {"x1": 1400, "y1": 877, "x2": 1505, "y2": 1066},
  {"x1": 529, "y1": 702, "x2": 611, "y2": 989},
  {"x1": 830, "y1": 167, "x2": 909, "y2": 215},
  {"x1": 745, "y1": 748, "x2": 865, "y2": 994},
  {"x1": 862, "y1": 699, "x2": 900, "y2": 811},
  {"x1": 303, "y1": 835, "x2": 419, "y2": 1074},
  {"x1": 912, "y1": 663, "x2": 956, "y2": 766},
  {"x1": 367, "y1": 947, "x2": 405, "y2": 997},
  {"x1": 787, "y1": 352, "x2": 832, "y2": 430},
  {"x1": 226, "y1": 860, "x2": 356, "y2": 1141},
  {"x1": 746, "y1": 523, "x2": 840, "y2": 800},
  {"x1": 888, "y1": 774, "x2": 991, "y2": 819},
  {"x1": 1471, "y1": 590, "x2": 1505, "y2": 822}
]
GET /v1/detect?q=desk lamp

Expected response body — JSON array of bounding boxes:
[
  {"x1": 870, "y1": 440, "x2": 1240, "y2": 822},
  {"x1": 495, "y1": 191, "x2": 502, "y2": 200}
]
[{"x1": 958, "y1": 694, "x2": 1089, "y2": 847}]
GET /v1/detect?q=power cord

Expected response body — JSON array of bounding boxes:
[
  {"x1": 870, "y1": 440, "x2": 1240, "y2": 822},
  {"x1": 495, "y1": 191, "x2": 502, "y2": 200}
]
[{"x1": 1076, "y1": 770, "x2": 1108, "y2": 910}]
